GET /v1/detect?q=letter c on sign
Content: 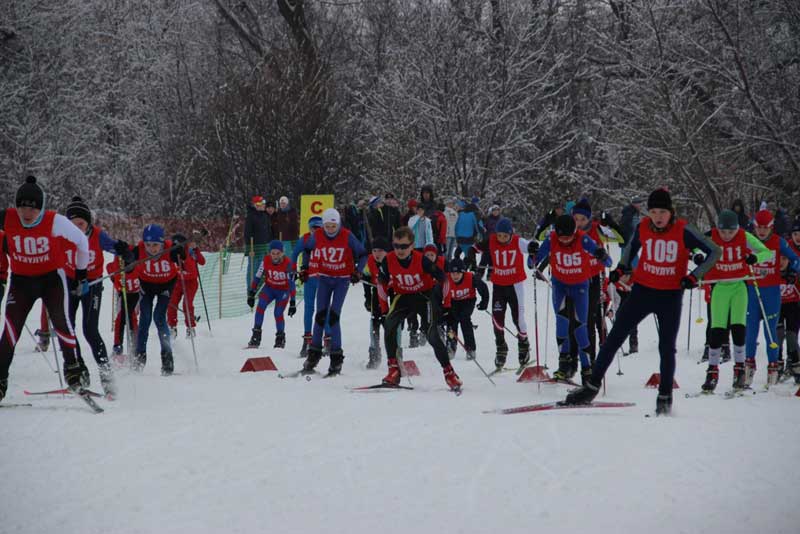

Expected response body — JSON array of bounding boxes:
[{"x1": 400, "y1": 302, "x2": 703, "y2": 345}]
[{"x1": 311, "y1": 201, "x2": 323, "y2": 214}]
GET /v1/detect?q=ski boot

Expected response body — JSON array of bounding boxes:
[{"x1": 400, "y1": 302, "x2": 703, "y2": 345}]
[
  {"x1": 567, "y1": 352, "x2": 579, "y2": 379},
  {"x1": 77, "y1": 359, "x2": 91, "y2": 387},
  {"x1": 628, "y1": 334, "x2": 638, "y2": 355},
  {"x1": 383, "y1": 357, "x2": 401, "y2": 385},
  {"x1": 0, "y1": 377, "x2": 7, "y2": 402},
  {"x1": 701, "y1": 345, "x2": 709, "y2": 362},
  {"x1": 518, "y1": 337, "x2": 531, "y2": 368},
  {"x1": 247, "y1": 327, "x2": 262, "y2": 349},
  {"x1": 552, "y1": 354, "x2": 572, "y2": 381},
  {"x1": 655, "y1": 393, "x2": 672, "y2": 416},
  {"x1": 443, "y1": 364, "x2": 462, "y2": 391},
  {"x1": 300, "y1": 333, "x2": 311, "y2": 359},
  {"x1": 409, "y1": 330, "x2": 420, "y2": 349},
  {"x1": 99, "y1": 364, "x2": 117, "y2": 398},
  {"x1": 169, "y1": 326, "x2": 178, "y2": 339},
  {"x1": 323, "y1": 335, "x2": 332, "y2": 357},
  {"x1": 302, "y1": 346, "x2": 323, "y2": 375},
  {"x1": 732, "y1": 361, "x2": 746, "y2": 389},
  {"x1": 776, "y1": 358, "x2": 785, "y2": 382},
  {"x1": 132, "y1": 352, "x2": 146, "y2": 373},
  {"x1": 161, "y1": 350, "x2": 174, "y2": 376},
  {"x1": 767, "y1": 361, "x2": 780, "y2": 386},
  {"x1": 327, "y1": 350, "x2": 344, "y2": 377},
  {"x1": 494, "y1": 338, "x2": 508, "y2": 370},
  {"x1": 64, "y1": 362, "x2": 85, "y2": 392},
  {"x1": 562, "y1": 379, "x2": 600, "y2": 405},
  {"x1": 701, "y1": 365, "x2": 719, "y2": 393},
  {"x1": 186, "y1": 327, "x2": 196, "y2": 339},
  {"x1": 721, "y1": 344, "x2": 731, "y2": 363},
  {"x1": 744, "y1": 358, "x2": 756, "y2": 387},
  {"x1": 580, "y1": 366, "x2": 593, "y2": 386},
  {"x1": 419, "y1": 331, "x2": 428, "y2": 347},
  {"x1": 466, "y1": 349, "x2": 476, "y2": 361},
  {"x1": 367, "y1": 346, "x2": 381, "y2": 369},
  {"x1": 274, "y1": 332, "x2": 286, "y2": 349},
  {"x1": 35, "y1": 329, "x2": 50, "y2": 353}
]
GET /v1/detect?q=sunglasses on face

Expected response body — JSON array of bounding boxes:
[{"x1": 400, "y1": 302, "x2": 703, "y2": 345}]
[{"x1": 392, "y1": 242, "x2": 412, "y2": 250}]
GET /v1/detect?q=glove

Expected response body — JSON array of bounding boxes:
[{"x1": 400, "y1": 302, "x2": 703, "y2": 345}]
[
  {"x1": 593, "y1": 248, "x2": 608, "y2": 261},
  {"x1": 288, "y1": 300, "x2": 297, "y2": 317},
  {"x1": 782, "y1": 271, "x2": 798, "y2": 285},
  {"x1": 680, "y1": 274, "x2": 698, "y2": 290},
  {"x1": 609, "y1": 267, "x2": 624, "y2": 283},
  {"x1": 170, "y1": 246, "x2": 186, "y2": 263},
  {"x1": 745, "y1": 254, "x2": 758, "y2": 265},
  {"x1": 441, "y1": 309, "x2": 453, "y2": 324},
  {"x1": 692, "y1": 253, "x2": 706, "y2": 265},
  {"x1": 527, "y1": 241, "x2": 539, "y2": 255},
  {"x1": 114, "y1": 240, "x2": 130, "y2": 256},
  {"x1": 477, "y1": 299, "x2": 488, "y2": 311},
  {"x1": 247, "y1": 291, "x2": 255, "y2": 309},
  {"x1": 172, "y1": 233, "x2": 187, "y2": 245},
  {"x1": 298, "y1": 268, "x2": 309, "y2": 283},
  {"x1": 350, "y1": 271, "x2": 362, "y2": 285}
]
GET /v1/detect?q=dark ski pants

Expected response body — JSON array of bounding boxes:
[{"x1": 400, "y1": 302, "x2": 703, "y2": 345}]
[
  {"x1": 447, "y1": 299, "x2": 476, "y2": 351},
  {"x1": 384, "y1": 290, "x2": 449, "y2": 368},
  {"x1": 68, "y1": 279, "x2": 109, "y2": 368},
  {"x1": 137, "y1": 281, "x2": 174, "y2": 355},
  {"x1": 591, "y1": 284, "x2": 683, "y2": 396},
  {"x1": 312, "y1": 276, "x2": 349, "y2": 351}
]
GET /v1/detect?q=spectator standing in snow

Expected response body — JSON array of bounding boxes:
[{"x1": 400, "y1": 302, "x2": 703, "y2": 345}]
[
  {"x1": 444, "y1": 198, "x2": 459, "y2": 258},
  {"x1": 274, "y1": 196, "x2": 300, "y2": 252},
  {"x1": 244, "y1": 195, "x2": 273, "y2": 290},
  {"x1": 408, "y1": 203, "x2": 434, "y2": 251}
]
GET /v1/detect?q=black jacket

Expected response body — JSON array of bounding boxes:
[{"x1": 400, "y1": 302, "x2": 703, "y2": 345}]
[{"x1": 244, "y1": 205, "x2": 273, "y2": 246}]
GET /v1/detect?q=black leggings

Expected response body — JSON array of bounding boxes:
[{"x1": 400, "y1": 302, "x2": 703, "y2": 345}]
[
  {"x1": 447, "y1": 299, "x2": 477, "y2": 351},
  {"x1": 0, "y1": 271, "x2": 79, "y2": 378},
  {"x1": 384, "y1": 291, "x2": 449, "y2": 367},
  {"x1": 68, "y1": 280, "x2": 109, "y2": 367}
]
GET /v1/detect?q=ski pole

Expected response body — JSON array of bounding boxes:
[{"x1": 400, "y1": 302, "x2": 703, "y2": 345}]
[
  {"x1": 532, "y1": 274, "x2": 541, "y2": 393},
  {"x1": 24, "y1": 324, "x2": 57, "y2": 374},
  {"x1": 686, "y1": 288, "x2": 693, "y2": 353},
  {"x1": 482, "y1": 309, "x2": 520, "y2": 339},
  {"x1": 197, "y1": 273, "x2": 212, "y2": 333},
  {"x1": 46, "y1": 318, "x2": 65, "y2": 390},
  {"x1": 178, "y1": 259, "x2": 200, "y2": 371},
  {"x1": 750, "y1": 268, "x2": 779, "y2": 349},
  {"x1": 119, "y1": 257, "x2": 135, "y2": 362},
  {"x1": 449, "y1": 331, "x2": 496, "y2": 386},
  {"x1": 543, "y1": 279, "x2": 551, "y2": 370}
]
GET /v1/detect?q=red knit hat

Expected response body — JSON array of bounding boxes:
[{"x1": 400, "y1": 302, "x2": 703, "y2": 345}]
[
  {"x1": 423, "y1": 243, "x2": 438, "y2": 254},
  {"x1": 753, "y1": 210, "x2": 774, "y2": 228},
  {"x1": 408, "y1": 199, "x2": 418, "y2": 209}
]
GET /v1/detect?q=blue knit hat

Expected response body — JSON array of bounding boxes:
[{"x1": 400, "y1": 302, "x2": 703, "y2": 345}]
[
  {"x1": 496, "y1": 218, "x2": 513, "y2": 234},
  {"x1": 368, "y1": 195, "x2": 382, "y2": 208},
  {"x1": 269, "y1": 239, "x2": 284, "y2": 252},
  {"x1": 572, "y1": 198, "x2": 592, "y2": 220},
  {"x1": 142, "y1": 224, "x2": 165, "y2": 244},
  {"x1": 308, "y1": 216, "x2": 323, "y2": 229}
]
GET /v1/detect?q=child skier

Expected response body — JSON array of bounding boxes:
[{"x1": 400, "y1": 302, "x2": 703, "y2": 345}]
[
  {"x1": 297, "y1": 208, "x2": 367, "y2": 376},
  {"x1": 377, "y1": 226, "x2": 461, "y2": 390},
  {"x1": 168, "y1": 236, "x2": 206, "y2": 339},
  {"x1": 106, "y1": 259, "x2": 140, "y2": 365},
  {"x1": 443, "y1": 258, "x2": 489, "y2": 360},
  {"x1": 532, "y1": 215, "x2": 612, "y2": 384},
  {"x1": 699, "y1": 210, "x2": 771, "y2": 393},
  {"x1": 246, "y1": 240, "x2": 296, "y2": 349},
  {"x1": 0, "y1": 176, "x2": 90, "y2": 401},
  {"x1": 778, "y1": 252, "x2": 800, "y2": 383},
  {"x1": 291, "y1": 216, "x2": 326, "y2": 358},
  {"x1": 362, "y1": 236, "x2": 391, "y2": 369},
  {"x1": 745, "y1": 210, "x2": 800, "y2": 386},
  {"x1": 561, "y1": 188, "x2": 720, "y2": 414}
]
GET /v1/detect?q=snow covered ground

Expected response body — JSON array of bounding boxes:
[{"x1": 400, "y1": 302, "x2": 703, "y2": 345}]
[{"x1": 2, "y1": 257, "x2": 799, "y2": 534}]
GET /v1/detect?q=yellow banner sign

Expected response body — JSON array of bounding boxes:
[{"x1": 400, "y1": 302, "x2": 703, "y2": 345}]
[{"x1": 300, "y1": 194, "x2": 335, "y2": 233}]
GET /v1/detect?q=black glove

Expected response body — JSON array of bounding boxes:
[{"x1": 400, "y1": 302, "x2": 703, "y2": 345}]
[
  {"x1": 527, "y1": 241, "x2": 539, "y2": 255},
  {"x1": 247, "y1": 291, "x2": 255, "y2": 309},
  {"x1": 477, "y1": 299, "x2": 488, "y2": 311},
  {"x1": 745, "y1": 254, "x2": 758, "y2": 265},
  {"x1": 350, "y1": 271, "x2": 362, "y2": 285},
  {"x1": 609, "y1": 267, "x2": 627, "y2": 283},
  {"x1": 172, "y1": 233, "x2": 187, "y2": 245},
  {"x1": 782, "y1": 270, "x2": 798, "y2": 285},
  {"x1": 298, "y1": 268, "x2": 309, "y2": 283},
  {"x1": 441, "y1": 309, "x2": 453, "y2": 324},
  {"x1": 680, "y1": 274, "x2": 698, "y2": 290},
  {"x1": 593, "y1": 248, "x2": 608, "y2": 261},
  {"x1": 170, "y1": 246, "x2": 186, "y2": 263},
  {"x1": 288, "y1": 300, "x2": 297, "y2": 317},
  {"x1": 114, "y1": 240, "x2": 130, "y2": 256},
  {"x1": 692, "y1": 253, "x2": 706, "y2": 265}
]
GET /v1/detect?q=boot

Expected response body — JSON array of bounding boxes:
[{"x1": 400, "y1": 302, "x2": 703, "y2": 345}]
[
  {"x1": 409, "y1": 331, "x2": 420, "y2": 349},
  {"x1": 563, "y1": 379, "x2": 600, "y2": 405},
  {"x1": 776, "y1": 358, "x2": 785, "y2": 382},
  {"x1": 302, "y1": 346, "x2": 323, "y2": 375},
  {"x1": 300, "y1": 333, "x2": 311, "y2": 359},
  {"x1": 77, "y1": 360, "x2": 91, "y2": 387},
  {"x1": 383, "y1": 357, "x2": 401, "y2": 385},
  {"x1": 186, "y1": 327, "x2": 196, "y2": 339},
  {"x1": 628, "y1": 334, "x2": 638, "y2": 355},
  {"x1": 161, "y1": 351, "x2": 174, "y2": 376},
  {"x1": 518, "y1": 337, "x2": 530, "y2": 367},
  {"x1": 701, "y1": 345, "x2": 709, "y2": 362},
  {"x1": 99, "y1": 364, "x2": 117, "y2": 398},
  {"x1": 567, "y1": 352, "x2": 579, "y2": 378},
  {"x1": 274, "y1": 332, "x2": 286, "y2": 349},
  {"x1": 327, "y1": 350, "x2": 344, "y2": 376},
  {"x1": 169, "y1": 326, "x2": 178, "y2": 339},
  {"x1": 132, "y1": 352, "x2": 146, "y2": 372},
  {"x1": 767, "y1": 361, "x2": 780, "y2": 385},
  {"x1": 443, "y1": 364, "x2": 462, "y2": 391},
  {"x1": 732, "y1": 362, "x2": 746, "y2": 389},
  {"x1": 64, "y1": 362, "x2": 84, "y2": 391},
  {"x1": 655, "y1": 393, "x2": 673, "y2": 416},
  {"x1": 367, "y1": 346, "x2": 381, "y2": 369},
  {"x1": 721, "y1": 344, "x2": 731, "y2": 363},
  {"x1": 744, "y1": 358, "x2": 756, "y2": 387},
  {"x1": 34, "y1": 329, "x2": 50, "y2": 352},
  {"x1": 494, "y1": 338, "x2": 508, "y2": 370},
  {"x1": 701, "y1": 365, "x2": 719, "y2": 393},
  {"x1": 580, "y1": 366, "x2": 593, "y2": 386},
  {"x1": 466, "y1": 349, "x2": 476, "y2": 361},
  {"x1": 552, "y1": 354, "x2": 572, "y2": 381},
  {"x1": 247, "y1": 328, "x2": 262, "y2": 348},
  {"x1": 0, "y1": 378, "x2": 7, "y2": 402},
  {"x1": 419, "y1": 331, "x2": 428, "y2": 347}
]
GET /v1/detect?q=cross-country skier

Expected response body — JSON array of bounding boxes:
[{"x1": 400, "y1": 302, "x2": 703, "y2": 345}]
[
  {"x1": 362, "y1": 236, "x2": 391, "y2": 369},
  {"x1": 106, "y1": 259, "x2": 140, "y2": 364},
  {"x1": 246, "y1": 240, "x2": 296, "y2": 349},
  {"x1": 0, "y1": 176, "x2": 90, "y2": 402},
  {"x1": 291, "y1": 216, "x2": 327, "y2": 358},
  {"x1": 168, "y1": 236, "x2": 206, "y2": 339},
  {"x1": 443, "y1": 258, "x2": 489, "y2": 360},
  {"x1": 561, "y1": 188, "x2": 720, "y2": 415}
]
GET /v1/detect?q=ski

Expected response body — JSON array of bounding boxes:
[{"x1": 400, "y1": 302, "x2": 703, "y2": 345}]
[
  {"x1": 723, "y1": 389, "x2": 757, "y2": 399},
  {"x1": 0, "y1": 403, "x2": 34, "y2": 408},
  {"x1": 450, "y1": 385, "x2": 463, "y2": 396},
  {"x1": 538, "y1": 377, "x2": 581, "y2": 387},
  {"x1": 484, "y1": 401, "x2": 635, "y2": 415},
  {"x1": 75, "y1": 390, "x2": 105, "y2": 413},
  {"x1": 278, "y1": 370, "x2": 316, "y2": 379},
  {"x1": 488, "y1": 367, "x2": 515, "y2": 377},
  {"x1": 685, "y1": 391, "x2": 715, "y2": 399},
  {"x1": 24, "y1": 388, "x2": 103, "y2": 398},
  {"x1": 351, "y1": 383, "x2": 414, "y2": 391}
]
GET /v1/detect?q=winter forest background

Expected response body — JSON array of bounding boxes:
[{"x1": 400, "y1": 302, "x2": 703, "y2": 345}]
[{"x1": 1, "y1": 0, "x2": 798, "y2": 233}]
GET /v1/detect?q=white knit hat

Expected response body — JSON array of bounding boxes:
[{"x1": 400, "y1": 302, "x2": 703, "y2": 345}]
[{"x1": 322, "y1": 208, "x2": 340, "y2": 225}]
